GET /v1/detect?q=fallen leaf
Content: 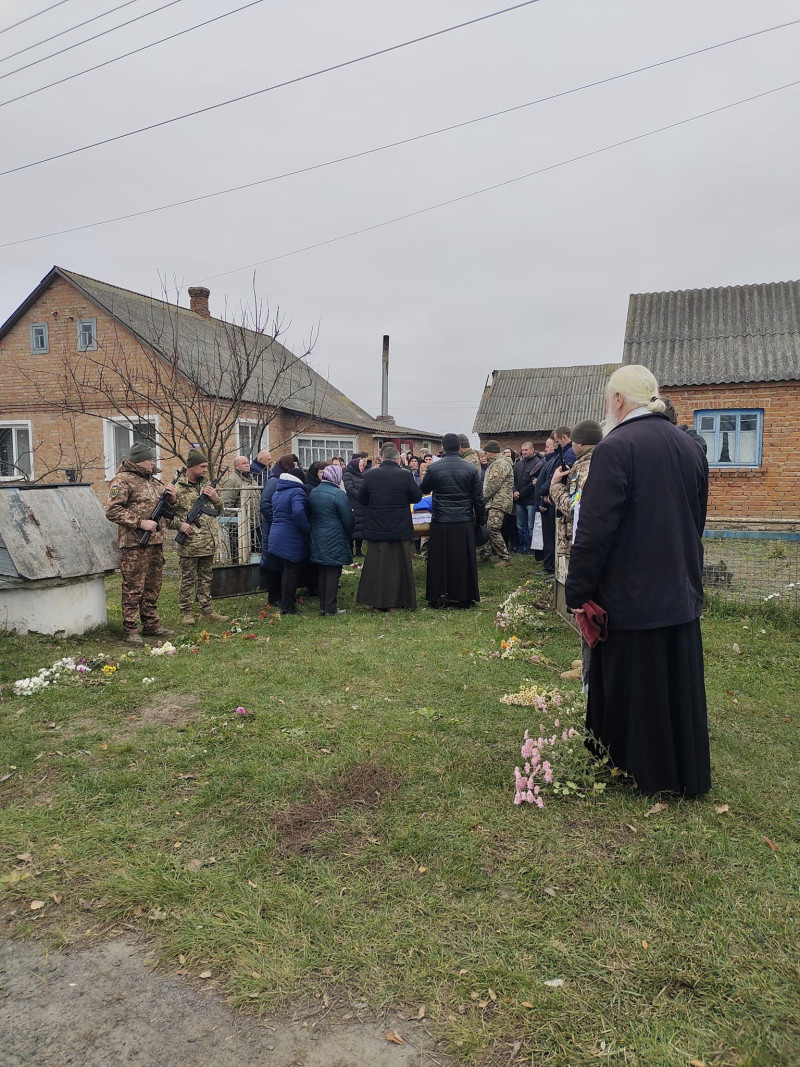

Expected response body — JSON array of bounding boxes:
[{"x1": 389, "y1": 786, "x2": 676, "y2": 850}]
[
  {"x1": 179, "y1": 954, "x2": 186, "y2": 965},
  {"x1": 247, "y1": 879, "x2": 258, "y2": 888},
  {"x1": 100, "y1": 743, "x2": 108, "y2": 751},
  {"x1": 50, "y1": 893, "x2": 62, "y2": 904},
  {"x1": 732, "y1": 643, "x2": 740, "y2": 654},
  {"x1": 0, "y1": 869, "x2": 31, "y2": 886},
  {"x1": 16, "y1": 852, "x2": 33, "y2": 863},
  {"x1": 173, "y1": 842, "x2": 182, "y2": 849},
  {"x1": 248, "y1": 991, "x2": 259, "y2": 998},
  {"x1": 642, "y1": 940, "x2": 649, "y2": 950},
  {"x1": 625, "y1": 823, "x2": 638, "y2": 834},
  {"x1": 185, "y1": 859, "x2": 203, "y2": 872},
  {"x1": 645, "y1": 803, "x2": 668, "y2": 817},
  {"x1": 477, "y1": 999, "x2": 489, "y2": 1009},
  {"x1": 762, "y1": 836, "x2": 779, "y2": 852},
  {"x1": 79, "y1": 898, "x2": 93, "y2": 911},
  {"x1": 458, "y1": 968, "x2": 468, "y2": 975},
  {"x1": 469, "y1": 991, "x2": 480, "y2": 1000},
  {"x1": 543, "y1": 887, "x2": 557, "y2": 897},
  {"x1": 714, "y1": 804, "x2": 730, "y2": 815},
  {"x1": 198, "y1": 970, "x2": 212, "y2": 979},
  {"x1": 46, "y1": 722, "x2": 56, "y2": 729},
  {"x1": 417, "y1": 865, "x2": 428, "y2": 874},
  {"x1": 522, "y1": 1001, "x2": 535, "y2": 1009},
  {"x1": 488, "y1": 988, "x2": 497, "y2": 1001},
  {"x1": 417, "y1": 1005, "x2": 426, "y2": 1019},
  {"x1": 544, "y1": 978, "x2": 565, "y2": 988},
  {"x1": 251, "y1": 971, "x2": 261, "y2": 979},
  {"x1": 29, "y1": 899, "x2": 46, "y2": 911},
  {"x1": 386, "y1": 1030, "x2": 404, "y2": 1045},
  {"x1": 688, "y1": 1060, "x2": 706, "y2": 1067}
]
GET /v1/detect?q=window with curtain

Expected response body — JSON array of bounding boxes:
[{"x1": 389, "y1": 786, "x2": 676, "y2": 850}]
[
  {"x1": 694, "y1": 410, "x2": 763, "y2": 467},
  {"x1": 0, "y1": 424, "x2": 33, "y2": 479},
  {"x1": 295, "y1": 436, "x2": 356, "y2": 468}
]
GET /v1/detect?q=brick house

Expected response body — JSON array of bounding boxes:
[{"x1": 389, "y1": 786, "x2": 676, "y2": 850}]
[
  {"x1": 473, "y1": 364, "x2": 620, "y2": 454},
  {"x1": 624, "y1": 281, "x2": 800, "y2": 525},
  {"x1": 0, "y1": 266, "x2": 440, "y2": 494}
]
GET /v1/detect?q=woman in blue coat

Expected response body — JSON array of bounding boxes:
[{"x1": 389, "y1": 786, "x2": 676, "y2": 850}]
[
  {"x1": 309, "y1": 464, "x2": 354, "y2": 616},
  {"x1": 268, "y1": 464, "x2": 310, "y2": 615},
  {"x1": 260, "y1": 454, "x2": 297, "y2": 605}
]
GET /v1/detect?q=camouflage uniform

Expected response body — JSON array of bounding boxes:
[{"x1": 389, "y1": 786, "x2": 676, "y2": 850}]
[
  {"x1": 549, "y1": 447, "x2": 594, "y2": 584},
  {"x1": 105, "y1": 460, "x2": 169, "y2": 635},
  {"x1": 220, "y1": 468, "x2": 255, "y2": 508},
  {"x1": 168, "y1": 475, "x2": 224, "y2": 615},
  {"x1": 460, "y1": 448, "x2": 482, "y2": 474},
  {"x1": 479, "y1": 454, "x2": 514, "y2": 561}
]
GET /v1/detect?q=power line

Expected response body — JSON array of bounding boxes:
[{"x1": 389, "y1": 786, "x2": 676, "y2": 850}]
[
  {"x1": 0, "y1": 0, "x2": 267, "y2": 109},
  {"x1": 0, "y1": 0, "x2": 543, "y2": 178},
  {"x1": 0, "y1": 0, "x2": 141, "y2": 66},
  {"x1": 3, "y1": 17, "x2": 797, "y2": 248},
  {"x1": 0, "y1": 0, "x2": 75, "y2": 37},
  {"x1": 202, "y1": 78, "x2": 800, "y2": 282},
  {"x1": 0, "y1": 0, "x2": 190, "y2": 83}
]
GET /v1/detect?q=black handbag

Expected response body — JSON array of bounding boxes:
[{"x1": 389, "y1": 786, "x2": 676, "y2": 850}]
[{"x1": 474, "y1": 522, "x2": 490, "y2": 547}]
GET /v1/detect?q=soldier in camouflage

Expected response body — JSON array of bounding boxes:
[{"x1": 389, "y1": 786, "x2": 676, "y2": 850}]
[
  {"x1": 479, "y1": 440, "x2": 514, "y2": 565},
  {"x1": 105, "y1": 441, "x2": 176, "y2": 645},
  {"x1": 168, "y1": 448, "x2": 227, "y2": 625}
]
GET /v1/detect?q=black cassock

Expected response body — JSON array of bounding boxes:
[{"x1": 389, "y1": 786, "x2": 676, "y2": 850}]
[{"x1": 566, "y1": 412, "x2": 711, "y2": 795}]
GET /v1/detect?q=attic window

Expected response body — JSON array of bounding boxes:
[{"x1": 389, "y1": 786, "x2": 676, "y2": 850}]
[
  {"x1": 30, "y1": 323, "x2": 49, "y2": 354},
  {"x1": 77, "y1": 318, "x2": 97, "y2": 352}
]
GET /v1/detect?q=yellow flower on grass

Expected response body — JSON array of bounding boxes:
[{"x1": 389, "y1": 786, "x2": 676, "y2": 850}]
[{"x1": 101, "y1": 664, "x2": 117, "y2": 674}]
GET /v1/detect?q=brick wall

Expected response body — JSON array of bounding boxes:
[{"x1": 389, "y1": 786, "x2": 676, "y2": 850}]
[
  {"x1": 0, "y1": 275, "x2": 432, "y2": 496},
  {"x1": 662, "y1": 382, "x2": 799, "y2": 522}
]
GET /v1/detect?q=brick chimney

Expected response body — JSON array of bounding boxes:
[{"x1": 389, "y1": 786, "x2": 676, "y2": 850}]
[{"x1": 188, "y1": 286, "x2": 211, "y2": 319}]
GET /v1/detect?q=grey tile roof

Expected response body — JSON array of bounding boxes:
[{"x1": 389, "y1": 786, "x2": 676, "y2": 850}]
[
  {"x1": 473, "y1": 364, "x2": 620, "y2": 436},
  {"x1": 624, "y1": 282, "x2": 800, "y2": 386},
  {"x1": 3, "y1": 267, "x2": 439, "y2": 439}
]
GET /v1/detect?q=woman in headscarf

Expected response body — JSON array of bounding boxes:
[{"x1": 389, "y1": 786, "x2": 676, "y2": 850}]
[{"x1": 309, "y1": 464, "x2": 354, "y2": 616}]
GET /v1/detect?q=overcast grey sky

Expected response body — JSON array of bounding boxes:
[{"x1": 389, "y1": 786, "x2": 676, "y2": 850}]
[{"x1": 1, "y1": 0, "x2": 799, "y2": 439}]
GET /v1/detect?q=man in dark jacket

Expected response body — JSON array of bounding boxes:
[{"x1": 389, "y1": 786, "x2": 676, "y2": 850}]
[
  {"x1": 420, "y1": 433, "x2": 486, "y2": 608},
  {"x1": 565, "y1": 365, "x2": 710, "y2": 796},
  {"x1": 513, "y1": 442, "x2": 543, "y2": 554},
  {"x1": 356, "y1": 445, "x2": 422, "y2": 611},
  {"x1": 534, "y1": 435, "x2": 562, "y2": 575},
  {"x1": 343, "y1": 454, "x2": 367, "y2": 556}
]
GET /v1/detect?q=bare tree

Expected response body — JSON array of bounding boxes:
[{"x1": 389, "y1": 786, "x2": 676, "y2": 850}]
[
  {"x1": 15, "y1": 278, "x2": 324, "y2": 476},
  {"x1": 0, "y1": 416, "x2": 102, "y2": 484}
]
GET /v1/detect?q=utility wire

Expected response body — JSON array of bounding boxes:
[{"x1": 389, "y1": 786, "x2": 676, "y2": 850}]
[
  {"x1": 0, "y1": 0, "x2": 543, "y2": 178},
  {"x1": 0, "y1": 0, "x2": 267, "y2": 108},
  {"x1": 3, "y1": 17, "x2": 798, "y2": 249},
  {"x1": 0, "y1": 0, "x2": 190, "y2": 82},
  {"x1": 202, "y1": 78, "x2": 800, "y2": 282},
  {"x1": 1, "y1": 0, "x2": 141, "y2": 66},
  {"x1": 0, "y1": 0, "x2": 75, "y2": 37}
]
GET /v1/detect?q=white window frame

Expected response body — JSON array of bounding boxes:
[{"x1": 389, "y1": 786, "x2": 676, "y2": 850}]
[
  {"x1": 293, "y1": 434, "x2": 357, "y2": 469},
  {"x1": 103, "y1": 414, "x2": 160, "y2": 479},
  {"x1": 0, "y1": 419, "x2": 34, "y2": 481},
  {"x1": 236, "y1": 419, "x2": 268, "y2": 458},
  {"x1": 30, "y1": 322, "x2": 49, "y2": 354},
  {"x1": 77, "y1": 317, "x2": 98, "y2": 352}
]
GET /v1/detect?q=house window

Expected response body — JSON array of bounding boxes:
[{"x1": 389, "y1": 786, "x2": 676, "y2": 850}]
[
  {"x1": 0, "y1": 422, "x2": 33, "y2": 480},
  {"x1": 77, "y1": 318, "x2": 97, "y2": 351},
  {"x1": 421, "y1": 440, "x2": 431, "y2": 453},
  {"x1": 295, "y1": 436, "x2": 357, "y2": 468},
  {"x1": 103, "y1": 417, "x2": 157, "y2": 478},
  {"x1": 694, "y1": 409, "x2": 763, "y2": 467},
  {"x1": 30, "y1": 323, "x2": 49, "y2": 354},
  {"x1": 237, "y1": 420, "x2": 265, "y2": 459}
]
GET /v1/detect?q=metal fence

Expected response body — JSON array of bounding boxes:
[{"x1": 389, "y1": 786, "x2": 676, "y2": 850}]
[
  {"x1": 215, "y1": 487, "x2": 262, "y2": 566},
  {"x1": 702, "y1": 530, "x2": 800, "y2": 612}
]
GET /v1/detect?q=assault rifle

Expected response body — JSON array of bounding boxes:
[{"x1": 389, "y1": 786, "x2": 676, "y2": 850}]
[
  {"x1": 556, "y1": 443, "x2": 570, "y2": 472},
  {"x1": 174, "y1": 468, "x2": 228, "y2": 546},
  {"x1": 138, "y1": 467, "x2": 185, "y2": 547}
]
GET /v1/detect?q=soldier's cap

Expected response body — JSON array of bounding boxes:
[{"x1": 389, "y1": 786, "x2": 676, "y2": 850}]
[
  {"x1": 186, "y1": 448, "x2": 208, "y2": 467},
  {"x1": 128, "y1": 441, "x2": 155, "y2": 463},
  {"x1": 571, "y1": 420, "x2": 603, "y2": 446},
  {"x1": 483, "y1": 440, "x2": 502, "y2": 454}
]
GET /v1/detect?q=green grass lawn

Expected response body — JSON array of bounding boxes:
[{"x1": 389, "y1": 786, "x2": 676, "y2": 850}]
[{"x1": 1, "y1": 559, "x2": 799, "y2": 1066}]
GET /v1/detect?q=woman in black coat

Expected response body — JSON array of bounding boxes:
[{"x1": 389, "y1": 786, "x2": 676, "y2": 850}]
[
  {"x1": 356, "y1": 445, "x2": 422, "y2": 611},
  {"x1": 343, "y1": 455, "x2": 367, "y2": 556}
]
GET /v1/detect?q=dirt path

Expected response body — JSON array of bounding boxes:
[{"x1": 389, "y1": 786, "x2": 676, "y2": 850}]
[{"x1": 0, "y1": 938, "x2": 446, "y2": 1067}]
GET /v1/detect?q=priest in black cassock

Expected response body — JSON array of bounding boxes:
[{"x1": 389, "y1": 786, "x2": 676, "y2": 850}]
[{"x1": 565, "y1": 365, "x2": 711, "y2": 795}]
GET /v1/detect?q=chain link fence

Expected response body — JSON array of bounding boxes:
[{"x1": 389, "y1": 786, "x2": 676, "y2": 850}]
[{"x1": 702, "y1": 530, "x2": 800, "y2": 612}]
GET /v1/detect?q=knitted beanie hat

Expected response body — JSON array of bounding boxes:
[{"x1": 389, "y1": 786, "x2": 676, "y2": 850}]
[
  {"x1": 128, "y1": 441, "x2": 155, "y2": 463},
  {"x1": 186, "y1": 448, "x2": 208, "y2": 467}
]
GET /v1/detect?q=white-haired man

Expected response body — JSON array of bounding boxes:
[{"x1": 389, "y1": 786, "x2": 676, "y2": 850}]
[{"x1": 565, "y1": 365, "x2": 710, "y2": 795}]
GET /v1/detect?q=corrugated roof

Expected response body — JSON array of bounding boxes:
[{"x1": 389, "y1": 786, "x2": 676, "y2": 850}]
[
  {"x1": 1, "y1": 267, "x2": 439, "y2": 439},
  {"x1": 624, "y1": 281, "x2": 800, "y2": 386},
  {"x1": 473, "y1": 364, "x2": 620, "y2": 435}
]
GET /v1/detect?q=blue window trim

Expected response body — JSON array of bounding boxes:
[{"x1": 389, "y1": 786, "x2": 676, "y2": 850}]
[
  {"x1": 30, "y1": 322, "x2": 49, "y2": 354},
  {"x1": 693, "y1": 408, "x2": 763, "y2": 468}
]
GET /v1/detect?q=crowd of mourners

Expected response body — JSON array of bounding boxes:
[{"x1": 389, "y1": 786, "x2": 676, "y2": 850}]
[{"x1": 106, "y1": 364, "x2": 712, "y2": 799}]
